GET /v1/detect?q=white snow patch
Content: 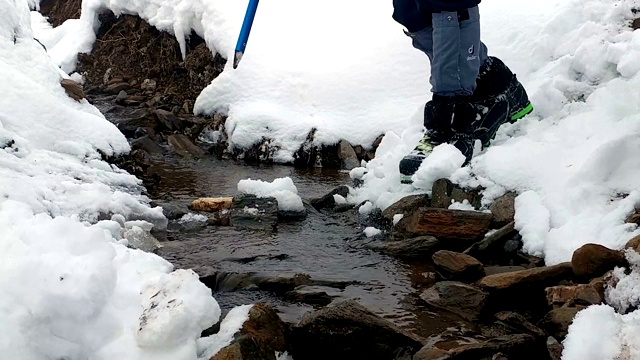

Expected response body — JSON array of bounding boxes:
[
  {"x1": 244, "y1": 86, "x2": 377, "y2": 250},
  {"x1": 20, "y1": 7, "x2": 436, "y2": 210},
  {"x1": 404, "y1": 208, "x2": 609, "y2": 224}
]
[
  {"x1": 393, "y1": 214, "x2": 404, "y2": 226},
  {"x1": 237, "y1": 177, "x2": 304, "y2": 212},
  {"x1": 197, "y1": 304, "x2": 253, "y2": 360},
  {"x1": 358, "y1": 201, "x2": 375, "y2": 215},
  {"x1": 364, "y1": 227, "x2": 382, "y2": 238},
  {"x1": 449, "y1": 200, "x2": 476, "y2": 211},
  {"x1": 333, "y1": 194, "x2": 347, "y2": 205},
  {"x1": 179, "y1": 213, "x2": 209, "y2": 223}
]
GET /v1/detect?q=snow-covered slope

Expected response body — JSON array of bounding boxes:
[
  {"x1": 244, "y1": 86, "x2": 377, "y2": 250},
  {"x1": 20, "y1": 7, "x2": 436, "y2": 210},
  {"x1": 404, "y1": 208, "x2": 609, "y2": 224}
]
[{"x1": 1, "y1": 1, "x2": 221, "y2": 358}]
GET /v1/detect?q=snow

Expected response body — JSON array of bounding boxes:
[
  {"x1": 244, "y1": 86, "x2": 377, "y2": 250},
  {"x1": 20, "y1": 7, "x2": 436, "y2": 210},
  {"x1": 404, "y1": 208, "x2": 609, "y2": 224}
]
[
  {"x1": 196, "y1": 304, "x2": 253, "y2": 360},
  {"x1": 237, "y1": 177, "x2": 304, "y2": 212},
  {"x1": 393, "y1": 214, "x2": 404, "y2": 225},
  {"x1": 364, "y1": 227, "x2": 383, "y2": 238},
  {"x1": 2, "y1": 1, "x2": 220, "y2": 358}
]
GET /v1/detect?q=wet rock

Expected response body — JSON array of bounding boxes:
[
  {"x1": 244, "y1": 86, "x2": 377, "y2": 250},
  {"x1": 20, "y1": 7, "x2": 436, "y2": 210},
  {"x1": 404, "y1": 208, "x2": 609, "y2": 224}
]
[
  {"x1": 229, "y1": 194, "x2": 278, "y2": 231},
  {"x1": 167, "y1": 134, "x2": 205, "y2": 157},
  {"x1": 155, "y1": 109, "x2": 183, "y2": 131},
  {"x1": 338, "y1": 140, "x2": 360, "y2": 170},
  {"x1": 241, "y1": 303, "x2": 288, "y2": 353},
  {"x1": 130, "y1": 135, "x2": 164, "y2": 154},
  {"x1": 538, "y1": 306, "x2": 581, "y2": 340},
  {"x1": 284, "y1": 287, "x2": 334, "y2": 307},
  {"x1": 60, "y1": 79, "x2": 85, "y2": 101},
  {"x1": 484, "y1": 266, "x2": 527, "y2": 276},
  {"x1": 494, "y1": 312, "x2": 546, "y2": 338},
  {"x1": 571, "y1": 243, "x2": 627, "y2": 279},
  {"x1": 191, "y1": 197, "x2": 233, "y2": 213},
  {"x1": 211, "y1": 335, "x2": 271, "y2": 360},
  {"x1": 290, "y1": 300, "x2": 424, "y2": 360},
  {"x1": 492, "y1": 353, "x2": 508, "y2": 360},
  {"x1": 514, "y1": 251, "x2": 545, "y2": 268},
  {"x1": 382, "y1": 194, "x2": 431, "y2": 222},
  {"x1": 432, "y1": 250, "x2": 485, "y2": 281},
  {"x1": 546, "y1": 336, "x2": 563, "y2": 360},
  {"x1": 106, "y1": 81, "x2": 131, "y2": 94},
  {"x1": 503, "y1": 238, "x2": 522, "y2": 253},
  {"x1": 413, "y1": 347, "x2": 450, "y2": 360},
  {"x1": 463, "y1": 222, "x2": 518, "y2": 263},
  {"x1": 366, "y1": 236, "x2": 440, "y2": 259},
  {"x1": 625, "y1": 234, "x2": 640, "y2": 252},
  {"x1": 310, "y1": 185, "x2": 350, "y2": 210},
  {"x1": 478, "y1": 263, "x2": 574, "y2": 291},
  {"x1": 545, "y1": 284, "x2": 603, "y2": 308},
  {"x1": 141, "y1": 78, "x2": 157, "y2": 91},
  {"x1": 490, "y1": 193, "x2": 516, "y2": 228},
  {"x1": 159, "y1": 202, "x2": 189, "y2": 220},
  {"x1": 115, "y1": 90, "x2": 128, "y2": 104},
  {"x1": 420, "y1": 281, "x2": 489, "y2": 321},
  {"x1": 394, "y1": 208, "x2": 493, "y2": 246},
  {"x1": 431, "y1": 179, "x2": 482, "y2": 210},
  {"x1": 445, "y1": 334, "x2": 537, "y2": 359}
]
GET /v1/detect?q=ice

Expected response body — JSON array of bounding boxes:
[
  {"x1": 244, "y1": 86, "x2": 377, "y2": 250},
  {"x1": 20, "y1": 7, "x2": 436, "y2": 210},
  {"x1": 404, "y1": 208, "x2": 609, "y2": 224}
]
[
  {"x1": 237, "y1": 177, "x2": 304, "y2": 212},
  {"x1": 364, "y1": 227, "x2": 382, "y2": 238}
]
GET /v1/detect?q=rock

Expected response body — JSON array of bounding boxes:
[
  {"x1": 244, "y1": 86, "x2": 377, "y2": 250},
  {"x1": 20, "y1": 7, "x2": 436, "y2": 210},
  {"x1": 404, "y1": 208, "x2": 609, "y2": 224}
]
[
  {"x1": 310, "y1": 185, "x2": 350, "y2": 210},
  {"x1": 484, "y1": 266, "x2": 527, "y2": 276},
  {"x1": 633, "y1": 18, "x2": 640, "y2": 31},
  {"x1": 413, "y1": 346, "x2": 450, "y2": 360},
  {"x1": 490, "y1": 193, "x2": 517, "y2": 228},
  {"x1": 155, "y1": 109, "x2": 183, "y2": 131},
  {"x1": 463, "y1": 222, "x2": 518, "y2": 262},
  {"x1": 337, "y1": 140, "x2": 360, "y2": 170},
  {"x1": 60, "y1": 79, "x2": 85, "y2": 101},
  {"x1": 431, "y1": 179, "x2": 482, "y2": 209},
  {"x1": 106, "y1": 82, "x2": 131, "y2": 94},
  {"x1": 420, "y1": 281, "x2": 489, "y2": 321},
  {"x1": 478, "y1": 263, "x2": 574, "y2": 291},
  {"x1": 625, "y1": 234, "x2": 640, "y2": 252},
  {"x1": 167, "y1": 134, "x2": 205, "y2": 157},
  {"x1": 290, "y1": 300, "x2": 424, "y2": 360},
  {"x1": 545, "y1": 284, "x2": 603, "y2": 308},
  {"x1": 284, "y1": 287, "x2": 334, "y2": 307},
  {"x1": 571, "y1": 243, "x2": 627, "y2": 279},
  {"x1": 546, "y1": 336, "x2": 563, "y2": 360},
  {"x1": 382, "y1": 194, "x2": 431, "y2": 222},
  {"x1": 240, "y1": 303, "x2": 287, "y2": 353},
  {"x1": 432, "y1": 250, "x2": 485, "y2": 281},
  {"x1": 115, "y1": 90, "x2": 128, "y2": 104},
  {"x1": 492, "y1": 353, "x2": 509, "y2": 360},
  {"x1": 538, "y1": 306, "x2": 581, "y2": 340},
  {"x1": 123, "y1": 224, "x2": 162, "y2": 253},
  {"x1": 230, "y1": 194, "x2": 278, "y2": 231},
  {"x1": 394, "y1": 208, "x2": 493, "y2": 246},
  {"x1": 211, "y1": 335, "x2": 271, "y2": 360},
  {"x1": 141, "y1": 78, "x2": 157, "y2": 91},
  {"x1": 191, "y1": 197, "x2": 234, "y2": 213},
  {"x1": 503, "y1": 239, "x2": 522, "y2": 253},
  {"x1": 446, "y1": 334, "x2": 537, "y2": 359},
  {"x1": 494, "y1": 312, "x2": 546, "y2": 338},
  {"x1": 130, "y1": 135, "x2": 164, "y2": 154},
  {"x1": 366, "y1": 236, "x2": 440, "y2": 259}
]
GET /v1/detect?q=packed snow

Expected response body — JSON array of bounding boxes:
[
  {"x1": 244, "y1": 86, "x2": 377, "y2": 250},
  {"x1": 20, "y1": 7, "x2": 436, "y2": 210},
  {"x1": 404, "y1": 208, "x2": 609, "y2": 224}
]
[
  {"x1": 237, "y1": 177, "x2": 304, "y2": 212},
  {"x1": 364, "y1": 227, "x2": 383, "y2": 238}
]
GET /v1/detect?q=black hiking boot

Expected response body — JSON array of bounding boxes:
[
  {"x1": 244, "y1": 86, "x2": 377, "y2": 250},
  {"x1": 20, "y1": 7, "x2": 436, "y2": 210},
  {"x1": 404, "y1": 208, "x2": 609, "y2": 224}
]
[
  {"x1": 471, "y1": 57, "x2": 533, "y2": 147},
  {"x1": 399, "y1": 96, "x2": 476, "y2": 184}
]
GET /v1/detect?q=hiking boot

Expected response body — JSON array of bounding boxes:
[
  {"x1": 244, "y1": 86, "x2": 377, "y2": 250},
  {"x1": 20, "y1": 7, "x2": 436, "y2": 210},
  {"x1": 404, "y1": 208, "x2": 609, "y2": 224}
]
[
  {"x1": 471, "y1": 57, "x2": 533, "y2": 147},
  {"x1": 399, "y1": 96, "x2": 476, "y2": 184}
]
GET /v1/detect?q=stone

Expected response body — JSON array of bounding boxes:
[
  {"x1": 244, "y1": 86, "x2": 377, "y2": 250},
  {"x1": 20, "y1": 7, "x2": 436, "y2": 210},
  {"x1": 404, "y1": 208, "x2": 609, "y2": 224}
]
[
  {"x1": 478, "y1": 263, "x2": 574, "y2": 291},
  {"x1": 366, "y1": 236, "x2": 440, "y2": 259},
  {"x1": 230, "y1": 194, "x2": 278, "y2": 231},
  {"x1": 141, "y1": 78, "x2": 157, "y2": 91},
  {"x1": 547, "y1": 336, "x2": 563, "y2": 360},
  {"x1": 123, "y1": 225, "x2": 162, "y2": 253},
  {"x1": 115, "y1": 90, "x2": 128, "y2": 104},
  {"x1": 167, "y1": 134, "x2": 205, "y2": 157},
  {"x1": 420, "y1": 281, "x2": 489, "y2": 321},
  {"x1": 106, "y1": 82, "x2": 131, "y2": 94},
  {"x1": 382, "y1": 194, "x2": 431, "y2": 222},
  {"x1": 571, "y1": 243, "x2": 627, "y2": 279},
  {"x1": 337, "y1": 140, "x2": 360, "y2": 170},
  {"x1": 492, "y1": 353, "x2": 509, "y2": 360},
  {"x1": 538, "y1": 306, "x2": 581, "y2": 340},
  {"x1": 130, "y1": 135, "x2": 164, "y2": 154},
  {"x1": 494, "y1": 312, "x2": 546, "y2": 338},
  {"x1": 432, "y1": 250, "x2": 485, "y2": 281},
  {"x1": 484, "y1": 266, "x2": 527, "y2": 276},
  {"x1": 240, "y1": 303, "x2": 287, "y2": 353},
  {"x1": 463, "y1": 222, "x2": 518, "y2": 262},
  {"x1": 284, "y1": 287, "x2": 334, "y2": 307},
  {"x1": 633, "y1": 18, "x2": 640, "y2": 31},
  {"x1": 413, "y1": 346, "x2": 450, "y2": 360},
  {"x1": 490, "y1": 193, "x2": 517, "y2": 228},
  {"x1": 431, "y1": 178, "x2": 482, "y2": 209},
  {"x1": 155, "y1": 109, "x2": 183, "y2": 131},
  {"x1": 625, "y1": 234, "x2": 640, "y2": 252},
  {"x1": 503, "y1": 239, "x2": 522, "y2": 253},
  {"x1": 60, "y1": 79, "x2": 85, "y2": 101},
  {"x1": 309, "y1": 185, "x2": 350, "y2": 210},
  {"x1": 394, "y1": 208, "x2": 493, "y2": 246},
  {"x1": 545, "y1": 284, "x2": 603, "y2": 308},
  {"x1": 211, "y1": 335, "x2": 271, "y2": 360},
  {"x1": 290, "y1": 300, "x2": 424, "y2": 360},
  {"x1": 446, "y1": 334, "x2": 537, "y2": 359},
  {"x1": 191, "y1": 197, "x2": 234, "y2": 213}
]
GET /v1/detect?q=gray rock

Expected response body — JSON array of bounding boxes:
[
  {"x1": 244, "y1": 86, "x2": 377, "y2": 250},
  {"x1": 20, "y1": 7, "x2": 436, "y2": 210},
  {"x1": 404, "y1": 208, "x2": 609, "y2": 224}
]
[
  {"x1": 464, "y1": 222, "x2": 518, "y2": 262},
  {"x1": 167, "y1": 134, "x2": 205, "y2": 157},
  {"x1": 230, "y1": 194, "x2": 278, "y2": 231},
  {"x1": 310, "y1": 185, "x2": 350, "y2": 210},
  {"x1": 420, "y1": 281, "x2": 489, "y2": 321},
  {"x1": 115, "y1": 90, "x2": 128, "y2": 104},
  {"x1": 490, "y1": 192, "x2": 517, "y2": 228},
  {"x1": 338, "y1": 139, "x2": 360, "y2": 170},
  {"x1": 154, "y1": 109, "x2": 182, "y2": 131},
  {"x1": 431, "y1": 178, "x2": 482, "y2": 209},
  {"x1": 366, "y1": 236, "x2": 440, "y2": 259}
]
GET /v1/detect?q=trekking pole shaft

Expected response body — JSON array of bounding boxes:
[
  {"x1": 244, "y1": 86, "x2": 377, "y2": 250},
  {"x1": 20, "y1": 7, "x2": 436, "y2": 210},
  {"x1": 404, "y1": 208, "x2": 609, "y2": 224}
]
[{"x1": 233, "y1": 0, "x2": 260, "y2": 69}]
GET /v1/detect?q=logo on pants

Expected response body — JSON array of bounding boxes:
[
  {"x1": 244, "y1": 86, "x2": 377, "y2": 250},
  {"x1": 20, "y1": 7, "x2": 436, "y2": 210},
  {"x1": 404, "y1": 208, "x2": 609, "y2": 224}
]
[{"x1": 467, "y1": 45, "x2": 477, "y2": 61}]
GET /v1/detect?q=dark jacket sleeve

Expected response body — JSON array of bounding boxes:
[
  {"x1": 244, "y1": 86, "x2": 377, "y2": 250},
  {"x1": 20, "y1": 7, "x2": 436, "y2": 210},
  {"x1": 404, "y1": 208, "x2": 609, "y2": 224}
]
[
  {"x1": 392, "y1": 0, "x2": 431, "y2": 33},
  {"x1": 418, "y1": 0, "x2": 481, "y2": 12}
]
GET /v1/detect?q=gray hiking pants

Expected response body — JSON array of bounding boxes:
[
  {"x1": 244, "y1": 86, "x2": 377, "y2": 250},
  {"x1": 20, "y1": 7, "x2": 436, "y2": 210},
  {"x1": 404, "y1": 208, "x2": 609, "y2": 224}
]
[{"x1": 405, "y1": 6, "x2": 488, "y2": 96}]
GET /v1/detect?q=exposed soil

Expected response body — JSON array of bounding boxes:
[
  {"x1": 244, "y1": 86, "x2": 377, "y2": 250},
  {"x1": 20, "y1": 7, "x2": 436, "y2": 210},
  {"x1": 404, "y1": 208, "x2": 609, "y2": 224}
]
[{"x1": 39, "y1": 0, "x2": 81, "y2": 27}]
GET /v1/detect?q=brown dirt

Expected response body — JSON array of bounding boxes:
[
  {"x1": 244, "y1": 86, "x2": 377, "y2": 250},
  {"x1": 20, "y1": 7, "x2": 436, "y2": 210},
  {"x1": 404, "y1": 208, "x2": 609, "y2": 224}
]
[{"x1": 39, "y1": 0, "x2": 82, "y2": 27}]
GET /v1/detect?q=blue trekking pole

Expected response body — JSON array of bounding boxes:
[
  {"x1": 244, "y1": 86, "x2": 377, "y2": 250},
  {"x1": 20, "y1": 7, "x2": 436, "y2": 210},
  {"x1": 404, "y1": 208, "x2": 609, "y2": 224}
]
[{"x1": 233, "y1": 0, "x2": 260, "y2": 69}]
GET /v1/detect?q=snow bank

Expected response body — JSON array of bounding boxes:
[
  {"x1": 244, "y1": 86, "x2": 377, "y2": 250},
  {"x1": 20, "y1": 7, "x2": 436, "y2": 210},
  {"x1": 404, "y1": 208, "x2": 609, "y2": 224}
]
[
  {"x1": 237, "y1": 177, "x2": 304, "y2": 212},
  {"x1": 563, "y1": 251, "x2": 640, "y2": 360},
  {"x1": 1, "y1": 1, "x2": 219, "y2": 358}
]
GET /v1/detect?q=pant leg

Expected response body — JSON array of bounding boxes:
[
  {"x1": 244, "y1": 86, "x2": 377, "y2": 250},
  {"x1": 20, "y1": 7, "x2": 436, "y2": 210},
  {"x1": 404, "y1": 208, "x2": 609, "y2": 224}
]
[{"x1": 430, "y1": 6, "x2": 483, "y2": 96}]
